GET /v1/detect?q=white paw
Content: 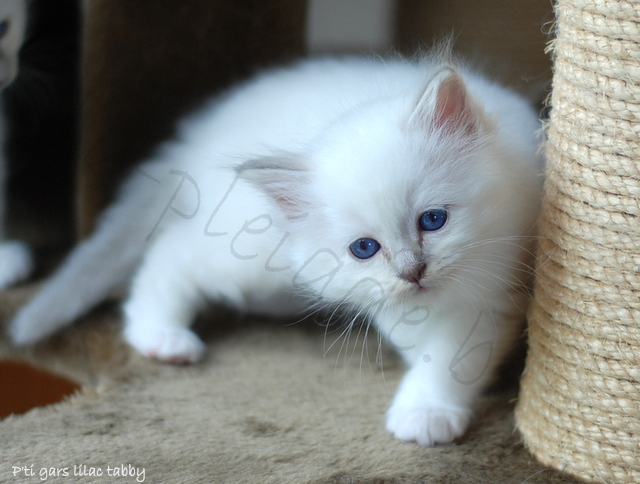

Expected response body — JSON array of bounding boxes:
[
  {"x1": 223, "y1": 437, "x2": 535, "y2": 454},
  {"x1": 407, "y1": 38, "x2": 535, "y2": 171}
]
[
  {"x1": 0, "y1": 240, "x2": 33, "y2": 289},
  {"x1": 124, "y1": 325, "x2": 206, "y2": 364},
  {"x1": 386, "y1": 404, "x2": 471, "y2": 446}
]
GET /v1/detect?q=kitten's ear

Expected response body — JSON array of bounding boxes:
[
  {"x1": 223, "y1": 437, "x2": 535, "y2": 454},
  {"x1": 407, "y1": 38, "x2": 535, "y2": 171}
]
[
  {"x1": 409, "y1": 67, "x2": 481, "y2": 136},
  {"x1": 236, "y1": 156, "x2": 311, "y2": 221}
]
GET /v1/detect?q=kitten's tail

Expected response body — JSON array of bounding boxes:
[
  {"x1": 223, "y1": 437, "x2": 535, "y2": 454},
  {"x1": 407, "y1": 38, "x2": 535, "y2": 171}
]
[{"x1": 9, "y1": 164, "x2": 170, "y2": 346}]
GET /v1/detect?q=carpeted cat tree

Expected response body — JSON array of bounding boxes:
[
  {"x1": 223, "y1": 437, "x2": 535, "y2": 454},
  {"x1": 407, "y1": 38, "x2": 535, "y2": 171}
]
[{"x1": 5, "y1": 0, "x2": 634, "y2": 482}]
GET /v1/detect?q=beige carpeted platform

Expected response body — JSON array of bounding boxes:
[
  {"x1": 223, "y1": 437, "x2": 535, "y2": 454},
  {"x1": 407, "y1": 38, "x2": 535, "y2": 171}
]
[{"x1": 0, "y1": 285, "x2": 579, "y2": 483}]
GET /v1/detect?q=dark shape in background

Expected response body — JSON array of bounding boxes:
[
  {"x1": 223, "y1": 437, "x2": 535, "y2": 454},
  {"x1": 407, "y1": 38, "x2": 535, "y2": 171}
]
[{"x1": 4, "y1": 0, "x2": 80, "y2": 253}]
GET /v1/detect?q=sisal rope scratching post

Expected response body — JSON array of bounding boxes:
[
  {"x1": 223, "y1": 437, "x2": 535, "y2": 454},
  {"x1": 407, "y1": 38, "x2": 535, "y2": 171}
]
[{"x1": 515, "y1": 0, "x2": 640, "y2": 482}]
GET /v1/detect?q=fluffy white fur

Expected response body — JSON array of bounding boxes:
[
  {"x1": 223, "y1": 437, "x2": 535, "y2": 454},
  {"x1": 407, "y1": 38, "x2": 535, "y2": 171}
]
[
  {"x1": 0, "y1": 0, "x2": 32, "y2": 288},
  {"x1": 10, "y1": 54, "x2": 543, "y2": 446}
]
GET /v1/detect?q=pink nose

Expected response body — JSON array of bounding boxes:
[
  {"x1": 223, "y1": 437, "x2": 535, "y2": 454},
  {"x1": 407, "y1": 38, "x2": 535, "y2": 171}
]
[{"x1": 399, "y1": 263, "x2": 426, "y2": 285}]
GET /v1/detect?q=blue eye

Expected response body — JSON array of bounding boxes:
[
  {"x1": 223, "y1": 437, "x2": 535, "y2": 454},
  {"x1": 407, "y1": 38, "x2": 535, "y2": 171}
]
[
  {"x1": 419, "y1": 209, "x2": 448, "y2": 231},
  {"x1": 349, "y1": 238, "x2": 380, "y2": 260}
]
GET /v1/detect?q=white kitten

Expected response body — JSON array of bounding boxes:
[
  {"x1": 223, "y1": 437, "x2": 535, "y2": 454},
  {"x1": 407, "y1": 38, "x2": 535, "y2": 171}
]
[
  {"x1": 10, "y1": 53, "x2": 543, "y2": 446},
  {"x1": 0, "y1": 0, "x2": 32, "y2": 288}
]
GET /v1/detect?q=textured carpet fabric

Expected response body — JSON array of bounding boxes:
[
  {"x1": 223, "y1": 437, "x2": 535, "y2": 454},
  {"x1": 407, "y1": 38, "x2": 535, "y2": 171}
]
[{"x1": 0, "y1": 286, "x2": 580, "y2": 483}]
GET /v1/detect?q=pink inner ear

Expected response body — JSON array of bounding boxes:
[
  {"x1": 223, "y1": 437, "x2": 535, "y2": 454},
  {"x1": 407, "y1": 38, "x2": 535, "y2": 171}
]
[{"x1": 433, "y1": 75, "x2": 476, "y2": 136}]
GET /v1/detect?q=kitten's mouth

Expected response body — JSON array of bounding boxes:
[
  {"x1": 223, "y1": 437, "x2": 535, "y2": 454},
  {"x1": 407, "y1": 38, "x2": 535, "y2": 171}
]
[{"x1": 408, "y1": 281, "x2": 430, "y2": 295}]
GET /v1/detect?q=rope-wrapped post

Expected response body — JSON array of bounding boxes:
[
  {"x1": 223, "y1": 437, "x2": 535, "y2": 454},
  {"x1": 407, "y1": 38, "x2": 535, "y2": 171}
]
[{"x1": 515, "y1": 0, "x2": 640, "y2": 482}]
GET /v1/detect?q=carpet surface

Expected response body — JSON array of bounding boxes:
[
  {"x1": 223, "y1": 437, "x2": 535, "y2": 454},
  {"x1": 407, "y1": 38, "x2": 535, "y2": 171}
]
[{"x1": 0, "y1": 285, "x2": 580, "y2": 484}]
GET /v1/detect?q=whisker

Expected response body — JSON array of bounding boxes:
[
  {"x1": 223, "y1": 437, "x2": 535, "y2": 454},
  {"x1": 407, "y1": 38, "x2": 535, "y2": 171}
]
[
  {"x1": 447, "y1": 263, "x2": 532, "y2": 294},
  {"x1": 440, "y1": 234, "x2": 542, "y2": 265},
  {"x1": 444, "y1": 267, "x2": 531, "y2": 310}
]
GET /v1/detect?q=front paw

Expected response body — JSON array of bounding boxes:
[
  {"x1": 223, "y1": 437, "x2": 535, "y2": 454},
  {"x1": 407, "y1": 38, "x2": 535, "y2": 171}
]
[
  {"x1": 386, "y1": 404, "x2": 471, "y2": 446},
  {"x1": 124, "y1": 325, "x2": 206, "y2": 364}
]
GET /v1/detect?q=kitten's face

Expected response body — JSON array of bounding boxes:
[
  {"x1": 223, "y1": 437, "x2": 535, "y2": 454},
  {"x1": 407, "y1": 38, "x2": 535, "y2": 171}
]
[
  {"x1": 241, "y1": 68, "x2": 536, "y2": 312},
  {"x1": 0, "y1": 0, "x2": 26, "y2": 89},
  {"x1": 291, "y1": 105, "x2": 499, "y2": 310}
]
